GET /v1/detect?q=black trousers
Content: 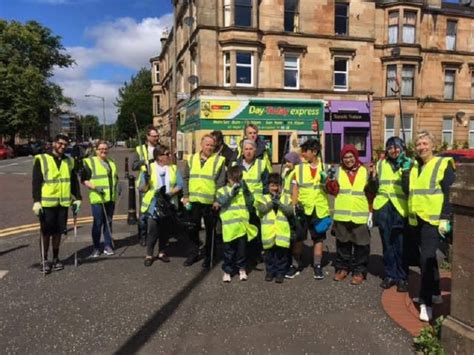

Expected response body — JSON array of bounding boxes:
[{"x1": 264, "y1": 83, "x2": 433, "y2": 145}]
[
  {"x1": 222, "y1": 236, "x2": 247, "y2": 274},
  {"x1": 265, "y1": 246, "x2": 288, "y2": 277},
  {"x1": 334, "y1": 240, "x2": 370, "y2": 276},
  {"x1": 247, "y1": 212, "x2": 262, "y2": 264},
  {"x1": 413, "y1": 218, "x2": 441, "y2": 307},
  {"x1": 146, "y1": 217, "x2": 171, "y2": 257},
  {"x1": 188, "y1": 202, "x2": 215, "y2": 261}
]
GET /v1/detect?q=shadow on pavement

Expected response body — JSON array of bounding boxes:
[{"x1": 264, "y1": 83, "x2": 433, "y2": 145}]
[{"x1": 0, "y1": 244, "x2": 29, "y2": 257}]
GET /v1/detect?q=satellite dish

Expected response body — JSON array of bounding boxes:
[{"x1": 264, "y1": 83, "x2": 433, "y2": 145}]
[
  {"x1": 188, "y1": 75, "x2": 199, "y2": 85},
  {"x1": 455, "y1": 111, "x2": 468, "y2": 127}
]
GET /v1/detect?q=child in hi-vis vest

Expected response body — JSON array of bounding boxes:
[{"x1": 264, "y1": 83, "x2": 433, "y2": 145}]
[
  {"x1": 256, "y1": 173, "x2": 294, "y2": 283},
  {"x1": 214, "y1": 166, "x2": 257, "y2": 283}
]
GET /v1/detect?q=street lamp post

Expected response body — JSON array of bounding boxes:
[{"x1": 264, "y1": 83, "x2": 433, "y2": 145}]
[{"x1": 85, "y1": 94, "x2": 106, "y2": 140}]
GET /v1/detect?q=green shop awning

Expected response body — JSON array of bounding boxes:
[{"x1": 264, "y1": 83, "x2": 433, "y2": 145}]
[{"x1": 178, "y1": 97, "x2": 324, "y2": 132}]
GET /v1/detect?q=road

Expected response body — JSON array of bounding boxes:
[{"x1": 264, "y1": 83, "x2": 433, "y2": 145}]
[{"x1": 0, "y1": 149, "x2": 414, "y2": 354}]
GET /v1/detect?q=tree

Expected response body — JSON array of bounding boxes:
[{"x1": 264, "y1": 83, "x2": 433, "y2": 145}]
[
  {"x1": 76, "y1": 115, "x2": 100, "y2": 141},
  {"x1": 115, "y1": 68, "x2": 153, "y2": 140},
  {"x1": 0, "y1": 20, "x2": 74, "y2": 140}
]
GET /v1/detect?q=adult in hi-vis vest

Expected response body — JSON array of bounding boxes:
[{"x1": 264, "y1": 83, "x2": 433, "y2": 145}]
[
  {"x1": 293, "y1": 139, "x2": 331, "y2": 280},
  {"x1": 131, "y1": 125, "x2": 162, "y2": 247},
  {"x1": 32, "y1": 134, "x2": 82, "y2": 274},
  {"x1": 237, "y1": 123, "x2": 272, "y2": 173},
  {"x1": 182, "y1": 135, "x2": 226, "y2": 267},
  {"x1": 370, "y1": 137, "x2": 411, "y2": 293},
  {"x1": 327, "y1": 145, "x2": 375, "y2": 285},
  {"x1": 401, "y1": 130, "x2": 455, "y2": 322},
  {"x1": 139, "y1": 145, "x2": 183, "y2": 267},
  {"x1": 81, "y1": 141, "x2": 119, "y2": 257}
]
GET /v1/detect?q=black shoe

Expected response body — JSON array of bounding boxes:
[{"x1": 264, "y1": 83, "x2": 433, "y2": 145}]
[
  {"x1": 285, "y1": 265, "x2": 301, "y2": 279},
  {"x1": 265, "y1": 273, "x2": 274, "y2": 282},
  {"x1": 157, "y1": 253, "x2": 170, "y2": 263},
  {"x1": 52, "y1": 259, "x2": 64, "y2": 271},
  {"x1": 380, "y1": 277, "x2": 396, "y2": 289},
  {"x1": 396, "y1": 280, "x2": 409, "y2": 293},
  {"x1": 139, "y1": 238, "x2": 146, "y2": 247},
  {"x1": 144, "y1": 258, "x2": 153, "y2": 267},
  {"x1": 183, "y1": 255, "x2": 198, "y2": 267},
  {"x1": 39, "y1": 260, "x2": 52, "y2": 274},
  {"x1": 313, "y1": 264, "x2": 324, "y2": 280},
  {"x1": 275, "y1": 275, "x2": 284, "y2": 284}
]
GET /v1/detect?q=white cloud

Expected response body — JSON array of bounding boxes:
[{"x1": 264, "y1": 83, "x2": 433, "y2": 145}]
[{"x1": 53, "y1": 14, "x2": 173, "y2": 124}]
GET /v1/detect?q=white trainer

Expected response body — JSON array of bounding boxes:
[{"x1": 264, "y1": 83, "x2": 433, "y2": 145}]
[
  {"x1": 419, "y1": 304, "x2": 433, "y2": 322},
  {"x1": 239, "y1": 269, "x2": 248, "y2": 281},
  {"x1": 222, "y1": 273, "x2": 231, "y2": 283}
]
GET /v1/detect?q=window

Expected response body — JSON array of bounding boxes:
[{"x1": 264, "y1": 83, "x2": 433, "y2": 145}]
[
  {"x1": 402, "y1": 11, "x2": 416, "y2": 44},
  {"x1": 471, "y1": 72, "x2": 474, "y2": 100},
  {"x1": 385, "y1": 116, "x2": 395, "y2": 142},
  {"x1": 444, "y1": 70, "x2": 455, "y2": 100},
  {"x1": 223, "y1": 0, "x2": 231, "y2": 26},
  {"x1": 469, "y1": 119, "x2": 474, "y2": 148},
  {"x1": 191, "y1": 54, "x2": 198, "y2": 88},
  {"x1": 154, "y1": 64, "x2": 160, "y2": 83},
  {"x1": 284, "y1": 0, "x2": 299, "y2": 32},
  {"x1": 401, "y1": 115, "x2": 413, "y2": 143},
  {"x1": 388, "y1": 11, "x2": 399, "y2": 44},
  {"x1": 401, "y1": 65, "x2": 415, "y2": 96},
  {"x1": 223, "y1": 52, "x2": 231, "y2": 86},
  {"x1": 235, "y1": 0, "x2": 252, "y2": 27},
  {"x1": 154, "y1": 95, "x2": 161, "y2": 115},
  {"x1": 386, "y1": 65, "x2": 397, "y2": 96},
  {"x1": 442, "y1": 117, "x2": 453, "y2": 146},
  {"x1": 345, "y1": 128, "x2": 368, "y2": 156},
  {"x1": 284, "y1": 54, "x2": 299, "y2": 89},
  {"x1": 334, "y1": 57, "x2": 348, "y2": 90},
  {"x1": 335, "y1": 3, "x2": 349, "y2": 35},
  {"x1": 236, "y1": 52, "x2": 253, "y2": 86},
  {"x1": 446, "y1": 20, "x2": 457, "y2": 51}
]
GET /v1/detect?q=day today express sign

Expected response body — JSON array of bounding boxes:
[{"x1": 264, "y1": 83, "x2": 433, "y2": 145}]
[{"x1": 194, "y1": 99, "x2": 324, "y2": 131}]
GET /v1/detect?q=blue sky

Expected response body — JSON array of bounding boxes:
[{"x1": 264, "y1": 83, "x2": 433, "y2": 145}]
[{"x1": 2, "y1": 0, "x2": 174, "y2": 123}]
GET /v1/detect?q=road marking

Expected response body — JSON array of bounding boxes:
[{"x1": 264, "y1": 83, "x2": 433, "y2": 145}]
[
  {"x1": 12, "y1": 172, "x2": 27, "y2": 175},
  {"x1": 0, "y1": 270, "x2": 8, "y2": 279},
  {"x1": 0, "y1": 162, "x2": 19, "y2": 169}
]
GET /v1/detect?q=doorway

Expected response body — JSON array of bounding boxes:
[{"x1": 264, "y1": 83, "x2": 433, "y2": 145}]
[{"x1": 324, "y1": 133, "x2": 341, "y2": 164}]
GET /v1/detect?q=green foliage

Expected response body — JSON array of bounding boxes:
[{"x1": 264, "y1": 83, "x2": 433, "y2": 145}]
[
  {"x1": 76, "y1": 115, "x2": 100, "y2": 140},
  {"x1": 413, "y1": 316, "x2": 445, "y2": 354},
  {"x1": 406, "y1": 142, "x2": 415, "y2": 158},
  {"x1": 451, "y1": 141, "x2": 459, "y2": 150},
  {"x1": 461, "y1": 141, "x2": 469, "y2": 149},
  {"x1": 0, "y1": 20, "x2": 74, "y2": 138},
  {"x1": 115, "y1": 68, "x2": 153, "y2": 140}
]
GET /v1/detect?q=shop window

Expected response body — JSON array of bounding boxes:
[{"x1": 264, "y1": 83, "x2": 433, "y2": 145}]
[
  {"x1": 284, "y1": 54, "x2": 299, "y2": 89},
  {"x1": 402, "y1": 115, "x2": 413, "y2": 143},
  {"x1": 446, "y1": 20, "x2": 457, "y2": 51},
  {"x1": 284, "y1": 0, "x2": 299, "y2": 32},
  {"x1": 335, "y1": 3, "x2": 349, "y2": 36},
  {"x1": 334, "y1": 57, "x2": 348, "y2": 91},
  {"x1": 385, "y1": 115, "x2": 395, "y2": 143},
  {"x1": 236, "y1": 52, "x2": 253, "y2": 86},
  {"x1": 444, "y1": 70, "x2": 455, "y2": 100},
  {"x1": 402, "y1": 11, "x2": 416, "y2": 44},
  {"x1": 223, "y1": 0, "x2": 231, "y2": 26},
  {"x1": 388, "y1": 11, "x2": 399, "y2": 44},
  {"x1": 401, "y1": 65, "x2": 415, "y2": 96},
  {"x1": 235, "y1": 0, "x2": 252, "y2": 27},
  {"x1": 442, "y1": 117, "x2": 453, "y2": 146},
  {"x1": 386, "y1": 65, "x2": 397, "y2": 96},
  {"x1": 224, "y1": 52, "x2": 231, "y2": 86},
  {"x1": 469, "y1": 119, "x2": 474, "y2": 148},
  {"x1": 344, "y1": 128, "x2": 367, "y2": 156}
]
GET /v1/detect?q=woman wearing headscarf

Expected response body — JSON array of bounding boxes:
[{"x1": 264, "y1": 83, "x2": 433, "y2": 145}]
[
  {"x1": 369, "y1": 137, "x2": 411, "y2": 292},
  {"x1": 326, "y1": 144, "x2": 374, "y2": 285}
]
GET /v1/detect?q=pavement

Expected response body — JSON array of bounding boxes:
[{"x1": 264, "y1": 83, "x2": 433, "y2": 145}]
[{"x1": 0, "y1": 149, "x2": 414, "y2": 354}]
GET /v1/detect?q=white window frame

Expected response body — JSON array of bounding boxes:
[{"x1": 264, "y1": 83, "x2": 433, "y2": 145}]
[
  {"x1": 223, "y1": 52, "x2": 231, "y2": 87},
  {"x1": 388, "y1": 11, "x2": 399, "y2": 44},
  {"x1": 442, "y1": 117, "x2": 454, "y2": 146},
  {"x1": 471, "y1": 72, "x2": 474, "y2": 100},
  {"x1": 446, "y1": 20, "x2": 457, "y2": 51},
  {"x1": 154, "y1": 64, "x2": 160, "y2": 84},
  {"x1": 402, "y1": 10, "x2": 416, "y2": 44},
  {"x1": 401, "y1": 115, "x2": 413, "y2": 144},
  {"x1": 384, "y1": 115, "x2": 395, "y2": 143},
  {"x1": 333, "y1": 56, "x2": 349, "y2": 91},
  {"x1": 444, "y1": 69, "x2": 455, "y2": 100},
  {"x1": 235, "y1": 51, "x2": 254, "y2": 87},
  {"x1": 223, "y1": 0, "x2": 232, "y2": 27},
  {"x1": 401, "y1": 65, "x2": 415, "y2": 97},
  {"x1": 154, "y1": 95, "x2": 161, "y2": 115},
  {"x1": 284, "y1": 54, "x2": 299, "y2": 89},
  {"x1": 469, "y1": 118, "x2": 474, "y2": 148}
]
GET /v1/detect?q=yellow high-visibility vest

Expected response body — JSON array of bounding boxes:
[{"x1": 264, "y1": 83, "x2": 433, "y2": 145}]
[
  {"x1": 373, "y1": 159, "x2": 408, "y2": 217},
  {"x1": 217, "y1": 186, "x2": 258, "y2": 243},
  {"x1": 188, "y1": 153, "x2": 225, "y2": 204},
  {"x1": 237, "y1": 141, "x2": 273, "y2": 171},
  {"x1": 141, "y1": 164, "x2": 177, "y2": 213},
  {"x1": 240, "y1": 158, "x2": 265, "y2": 200},
  {"x1": 408, "y1": 157, "x2": 454, "y2": 226},
  {"x1": 257, "y1": 194, "x2": 291, "y2": 249},
  {"x1": 36, "y1": 154, "x2": 74, "y2": 207},
  {"x1": 84, "y1": 157, "x2": 118, "y2": 204},
  {"x1": 294, "y1": 161, "x2": 330, "y2": 218},
  {"x1": 333, "y1": 166, "x2": 370, "y2": 224},
  {"x1": 282, "y1": 169, "x2": 295, "y2": 195}
]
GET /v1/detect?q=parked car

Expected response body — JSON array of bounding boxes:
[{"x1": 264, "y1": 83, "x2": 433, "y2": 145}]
[
  {"x1": 0, "y1": 144, "x2": 15, "y2": 159},
  {"x1": 14, "y1": 144, "x2": 34, "y2": 156}
]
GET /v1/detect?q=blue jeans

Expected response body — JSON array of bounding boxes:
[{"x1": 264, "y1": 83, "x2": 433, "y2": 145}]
[
  {"x1": 374, "y1": 201, "x2": 408, "y2": 281},
  {"x1": 91, "y1": 202, "x2": 115, "y2": 250},
  {"x1": 265, "y1": 246, "x2": 288, "y2": 277}
]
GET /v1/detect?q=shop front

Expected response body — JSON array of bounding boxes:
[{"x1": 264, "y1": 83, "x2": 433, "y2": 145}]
[
  {"x1": 324, "y1": 100, "x2": 372, "y2": 164},
  {"x1": 178, "y1": 97, "x2": 325, "y2": 163}
]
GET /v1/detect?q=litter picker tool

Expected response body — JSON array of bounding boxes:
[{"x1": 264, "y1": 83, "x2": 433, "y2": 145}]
[
  {"x1": 100, "y1": 194, "x2": 115, "y2": 250},
  {"x1": 38, "y1": 214, "x2": 46, "y2": 277},
  {"x1": 73, "y1": 209, "x2": 78, "y2": 267},
  {"x1": 132, "y1": 112, "x2": 150, "y2": 175}
]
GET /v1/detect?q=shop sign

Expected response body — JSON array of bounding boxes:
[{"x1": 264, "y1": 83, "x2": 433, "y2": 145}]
[
  {"x1": 325, "y1": 112, "x2": 370, "y2": 121},
  {"x1": 201, "y1": 118, "x2": 312, "y2": 131},
  {"x1": 179, "y1": 99, "x2": 200, "y2": 127}
]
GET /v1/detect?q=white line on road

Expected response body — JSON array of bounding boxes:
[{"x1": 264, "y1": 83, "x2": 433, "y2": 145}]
[
  {"x1": 12, "y1": 172, "x2": 27, "y2": 175},
  {"x1": 0, "y1": 162, "x2": 19, "y2": 168},
  {"x1": 0, "y1": 270, "x2": 8, "y2": 279}
]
